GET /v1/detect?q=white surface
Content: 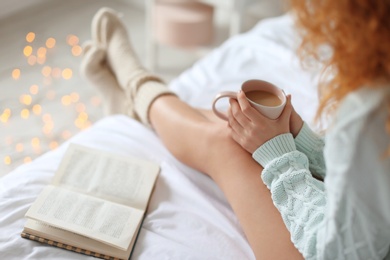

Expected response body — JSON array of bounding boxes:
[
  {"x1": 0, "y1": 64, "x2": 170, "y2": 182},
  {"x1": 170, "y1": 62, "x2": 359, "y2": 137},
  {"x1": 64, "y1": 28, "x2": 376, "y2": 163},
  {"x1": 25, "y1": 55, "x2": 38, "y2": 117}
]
[{"x1": 0, "y1": 14, "x2": 321, "y2": 259}]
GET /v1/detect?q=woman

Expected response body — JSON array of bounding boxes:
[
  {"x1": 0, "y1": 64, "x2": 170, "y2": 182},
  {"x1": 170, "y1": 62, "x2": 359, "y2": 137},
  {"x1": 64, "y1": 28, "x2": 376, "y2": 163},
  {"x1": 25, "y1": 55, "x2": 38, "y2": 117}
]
[{"x1": 80, "y1": 0, "x2": 390, "y2": 258}]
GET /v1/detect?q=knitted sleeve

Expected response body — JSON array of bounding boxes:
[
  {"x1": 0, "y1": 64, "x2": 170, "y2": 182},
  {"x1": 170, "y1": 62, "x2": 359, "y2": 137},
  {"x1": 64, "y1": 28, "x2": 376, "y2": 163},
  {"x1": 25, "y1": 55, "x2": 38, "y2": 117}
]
[
  {"x1": 294, "y1": 122, "x2": 326, "y2": 180},
  {"x1": 252, "y1": 129, "x2": 390, "y2": 259},
  {"x1": 252, "y1": 134, "x2": 326, "y2": 258}
]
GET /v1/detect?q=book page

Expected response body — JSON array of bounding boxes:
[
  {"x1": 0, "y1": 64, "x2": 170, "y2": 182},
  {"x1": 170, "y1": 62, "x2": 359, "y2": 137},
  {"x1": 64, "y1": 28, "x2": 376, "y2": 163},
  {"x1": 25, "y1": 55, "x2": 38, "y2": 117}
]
[
  {"x1": 25, "y1": 185, "x2": 144, "y2": 250},
  {"x1": 23, "y1": 219, "x2": 138, "y2": 259},
  {"x1": 52, "y1": 144, "x2": 160, "y2": 210}
]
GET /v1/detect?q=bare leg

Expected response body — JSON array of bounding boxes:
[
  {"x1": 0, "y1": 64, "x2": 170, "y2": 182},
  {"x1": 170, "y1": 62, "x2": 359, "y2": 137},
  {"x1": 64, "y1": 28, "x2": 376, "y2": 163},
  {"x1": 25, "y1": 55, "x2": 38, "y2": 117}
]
[
  {"x1": 197, "y1": 108, "x2": 226, "y2": 123},
  {"x1": 149, "y1": 96, "x2": 303, "y2": 259},
  {"x1": 89, "y1": 8, "x2": 302, "y2": 258}
]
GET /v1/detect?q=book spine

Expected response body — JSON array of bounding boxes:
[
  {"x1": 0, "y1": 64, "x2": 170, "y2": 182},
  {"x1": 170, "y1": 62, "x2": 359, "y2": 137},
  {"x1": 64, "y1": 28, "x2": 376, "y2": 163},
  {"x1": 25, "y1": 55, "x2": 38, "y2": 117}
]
[{"x1": 21, "y1": 232, "x2": 124, "y2": 260}]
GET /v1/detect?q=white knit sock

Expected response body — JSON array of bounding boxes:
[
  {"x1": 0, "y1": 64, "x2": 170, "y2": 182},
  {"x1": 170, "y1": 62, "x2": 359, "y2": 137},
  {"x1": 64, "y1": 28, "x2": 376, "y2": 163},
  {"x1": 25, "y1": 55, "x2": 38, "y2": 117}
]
[
  {"x1": 91, "y1": 7, "x2": 175, "y2": 127},
  {"x1": 79, "y1": 41, "x2": 128, "y2": 116},
  {"x1": 133, "y1": 80, "x2": 175, "y2": 127},
  {"x1": 91, "y1": 7, "x2": 144, "y2": 89}
]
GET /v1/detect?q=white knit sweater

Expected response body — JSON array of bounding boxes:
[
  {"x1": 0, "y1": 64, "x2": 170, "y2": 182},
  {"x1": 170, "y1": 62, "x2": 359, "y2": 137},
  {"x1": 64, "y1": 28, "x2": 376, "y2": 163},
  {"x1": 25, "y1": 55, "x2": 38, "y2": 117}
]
[{"x1": 253, "y1": 86, "x2": 390, "y2": 259}]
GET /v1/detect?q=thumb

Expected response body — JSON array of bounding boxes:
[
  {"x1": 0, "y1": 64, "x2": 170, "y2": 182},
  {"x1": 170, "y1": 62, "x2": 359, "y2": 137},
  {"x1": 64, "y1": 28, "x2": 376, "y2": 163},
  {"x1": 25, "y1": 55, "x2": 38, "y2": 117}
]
[{"x1": 278, "y1": 95, "x2": 293, "y2": 122}]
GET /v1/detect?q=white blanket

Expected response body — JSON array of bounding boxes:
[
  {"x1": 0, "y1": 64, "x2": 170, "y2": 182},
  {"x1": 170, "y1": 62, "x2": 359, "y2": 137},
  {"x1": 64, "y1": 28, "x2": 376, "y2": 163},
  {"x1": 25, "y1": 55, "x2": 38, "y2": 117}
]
[{"x1": 0, "y1": 14, "x2": 320, "y2": 260}]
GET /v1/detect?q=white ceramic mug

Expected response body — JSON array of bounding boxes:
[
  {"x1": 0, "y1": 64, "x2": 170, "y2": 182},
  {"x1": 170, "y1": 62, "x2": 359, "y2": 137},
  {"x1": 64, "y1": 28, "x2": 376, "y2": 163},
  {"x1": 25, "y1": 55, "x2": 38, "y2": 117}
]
[{"x1": 212, "y1": 79, "x2": 286, "y2": 120}]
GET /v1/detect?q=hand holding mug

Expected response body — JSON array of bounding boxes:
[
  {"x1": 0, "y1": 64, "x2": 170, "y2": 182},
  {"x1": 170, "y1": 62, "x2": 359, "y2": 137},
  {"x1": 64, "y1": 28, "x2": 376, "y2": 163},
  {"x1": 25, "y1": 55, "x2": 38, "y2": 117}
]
[
  {"x1": 212, "y1": 79, "x2": 287, "y2": 120},
  {"x1": 212, "y1": 80, "x2": 290, "y2": 153},
  {"x1": 230, "y1": 92, "x2": 293, "y2": 153}
]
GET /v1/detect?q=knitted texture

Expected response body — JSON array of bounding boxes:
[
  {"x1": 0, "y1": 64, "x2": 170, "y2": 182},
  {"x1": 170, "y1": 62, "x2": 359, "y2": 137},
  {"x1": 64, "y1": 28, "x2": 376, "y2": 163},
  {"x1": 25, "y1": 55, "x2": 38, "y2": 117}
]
[
  {"x1": 80, "y1": 41, "x2": 126, "y2": 115},
  {"x1": 122, "y1": 70, "x2": 164, "y2": 120},
  {"x1": 91, "y1": 7, "x2": 175, "y2": 126},
  {"x1": 252, "y1": 133, "x2": 296, "y2": 167},
  {"x1": 294, "y1": 122, "x2": 326, "y2": 180},
  {"x1": 252, "y1": 86, "x2": 390, "y2": 259},
  {"x1": 91, "y1": 8, "x2": 143, "y2": 88},
  {"x1": 260, "y1": 150, "x2": 325, "y2": 259},
  {"x1": 134, "y1": 80, "x2": 175, "y2": 127}
]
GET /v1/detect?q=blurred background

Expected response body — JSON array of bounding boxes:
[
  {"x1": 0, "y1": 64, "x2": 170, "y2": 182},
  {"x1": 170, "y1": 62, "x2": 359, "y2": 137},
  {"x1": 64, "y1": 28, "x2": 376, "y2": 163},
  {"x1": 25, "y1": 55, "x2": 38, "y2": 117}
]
[{"x1": 0, "y1": 0, "x2": 286, "y2": 177}]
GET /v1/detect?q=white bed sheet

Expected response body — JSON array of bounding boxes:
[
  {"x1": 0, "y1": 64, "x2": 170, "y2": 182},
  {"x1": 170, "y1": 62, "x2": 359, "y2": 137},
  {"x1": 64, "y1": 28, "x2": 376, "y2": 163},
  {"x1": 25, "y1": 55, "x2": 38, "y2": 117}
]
[{"x1": 0, "y1": 14, "x2": 321, "y2": 260}]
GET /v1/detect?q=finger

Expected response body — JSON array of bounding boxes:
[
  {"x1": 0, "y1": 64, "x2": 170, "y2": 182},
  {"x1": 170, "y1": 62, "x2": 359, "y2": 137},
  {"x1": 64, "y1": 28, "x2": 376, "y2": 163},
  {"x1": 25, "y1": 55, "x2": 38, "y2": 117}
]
[
  {"x1": 237, "y1": 91, "x2": 263, "y2": 120},
  {"x1": 278, "y1": 95, "x2": 293, "y2": 123},
  {"x1": 229, "y1": 98, "x2": 250, "y2": 128},
  {"x1": 229, "y1": 126, "x2": 239, "y2": 141},
  {"x1": 289, "y1": 94, "x2": 296, "y2": 113},
  {"x1": 228, "y1": 100, "x2": 245, "y2": 131}
]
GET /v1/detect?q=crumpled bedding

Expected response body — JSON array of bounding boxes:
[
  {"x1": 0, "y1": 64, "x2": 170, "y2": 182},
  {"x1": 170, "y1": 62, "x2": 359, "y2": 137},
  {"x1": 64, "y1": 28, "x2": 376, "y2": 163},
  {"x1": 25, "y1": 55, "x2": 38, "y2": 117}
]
[{"x1": 0, "y1": 13, "x2": 321, "y2": 260}]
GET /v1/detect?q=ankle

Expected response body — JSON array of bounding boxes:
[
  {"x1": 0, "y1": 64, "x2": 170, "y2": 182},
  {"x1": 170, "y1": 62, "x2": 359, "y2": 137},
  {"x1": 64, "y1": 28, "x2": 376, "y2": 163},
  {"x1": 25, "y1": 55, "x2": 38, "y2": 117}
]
[{"x1": 133, "y1": 81, "x2": 175, "y2": 128}]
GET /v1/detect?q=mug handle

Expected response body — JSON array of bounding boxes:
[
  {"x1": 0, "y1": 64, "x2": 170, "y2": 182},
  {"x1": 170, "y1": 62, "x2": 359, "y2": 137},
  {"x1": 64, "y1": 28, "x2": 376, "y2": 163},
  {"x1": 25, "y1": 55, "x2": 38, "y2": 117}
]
[{"x1": 212, "y1": 91, "x2": 237, "y2": 121}]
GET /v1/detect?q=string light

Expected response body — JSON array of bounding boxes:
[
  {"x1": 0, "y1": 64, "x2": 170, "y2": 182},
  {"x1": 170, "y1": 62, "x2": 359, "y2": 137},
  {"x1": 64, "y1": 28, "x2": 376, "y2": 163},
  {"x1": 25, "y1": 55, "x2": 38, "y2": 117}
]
[
  {"x1": 3, "y1": 108, "x2": 11, "y2": 114},
  {"x1": 6, "y1": 31, "x2": 100, "y2": 171},
  {"x1": 30, "y1": 84, "x2": 39, "y2": 95},
  {"x1": 4, "y1": 156, "x2": 11, "y2": 165},
  {"x1": 37, "y1": 56, "x2": 46, "y2": 64},
  {"x1": 71, "y1": 45, "x2": 82, "y2": 56},
  {"x1": 26, "y1": 32, "x2": 35, "y2": 43},
  {"x1": 62, "y1": 68, "x2": 72, "y2": 79},
  {"x1": 49, "y1": 141, "x2": 58, "y2": 150},
  {"x1": 27, "y1": 55, "x2": 37, "y2": 66},
  {"x1": 0, "y1": 109, "x2": 11, "y2": 123},
  {"x1": 78, "y1": 112, "x2": 88, "y2": 121},
  {"x1": 61, "y1": 95, "x2": 72, "y2": 106},
  {"x1": 41, "y1": 66, "x2": 52, "y2": 77},
  {"x1": 42, "y1": 113, "x2": 52, "y2": 123},
  {"x1": 23, "y1": 46, "x2": 33, "y2": 57},
  {"x1": 66, "y1": 34, "x2": 79, "y2": 46},
  {"x1": 43, "y1": 122, "x2": 54, "y2": 135},
  {"x1": 74, "y1": 111, "x2": 91, "y2": 129},
  {"x1": 15, "y1": 143, "x2": 24, "y2": 152},
  {"x1": 46, "y1": 37, "x2": 56, "y2": 49},
  {"x1": 31, "y1": 137, "x2": 40, "y2": 148},
  {"x1": 32, "y1": 104, "x2": 42, "y2": 115},
  {"x1": 19, "y1": 94, "x2": 32, "y2": 105},
  {"x1": 12, "y1": 69, "x2": 20, "y2": 80},
  {"x1": 70, "y1": 92, "x2": 79, "y2": 103},
  {"x1": 24, "y1": 157, "x2": 32, "y2": 164},
  {"x1": 37, "y1": 47, "x2": 47, "y2": 58},
  {"x1": 74, "y1": 118, "x2": 83, "y2": 129},
  {"x1": 20, "y1": 109, "x2": 30, "y2": 119},
  {"x1": 0, "y1": 116, "x2": 8, "y2": 123}
]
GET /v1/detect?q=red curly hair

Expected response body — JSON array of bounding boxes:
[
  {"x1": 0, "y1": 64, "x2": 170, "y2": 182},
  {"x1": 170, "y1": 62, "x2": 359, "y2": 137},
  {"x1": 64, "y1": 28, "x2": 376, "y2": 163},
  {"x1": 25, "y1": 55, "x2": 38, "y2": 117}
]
[{"x1": 289, "y1": 0, "x2": 390, "y2": 134}]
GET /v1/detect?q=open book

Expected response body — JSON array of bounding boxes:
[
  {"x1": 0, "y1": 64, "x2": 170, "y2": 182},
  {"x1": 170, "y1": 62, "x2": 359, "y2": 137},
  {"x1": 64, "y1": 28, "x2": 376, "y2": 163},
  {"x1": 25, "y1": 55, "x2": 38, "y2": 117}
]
[{"x1": 21, "y1": 143, "x2": 160, "y2": 260}]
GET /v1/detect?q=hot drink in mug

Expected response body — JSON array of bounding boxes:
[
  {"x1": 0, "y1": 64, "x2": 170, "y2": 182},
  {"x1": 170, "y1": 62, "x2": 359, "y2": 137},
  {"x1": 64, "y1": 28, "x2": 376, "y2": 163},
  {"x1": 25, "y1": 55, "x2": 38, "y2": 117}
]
[{"x1": 212, "y1": 79, "x2": 286, "y2": 120}]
